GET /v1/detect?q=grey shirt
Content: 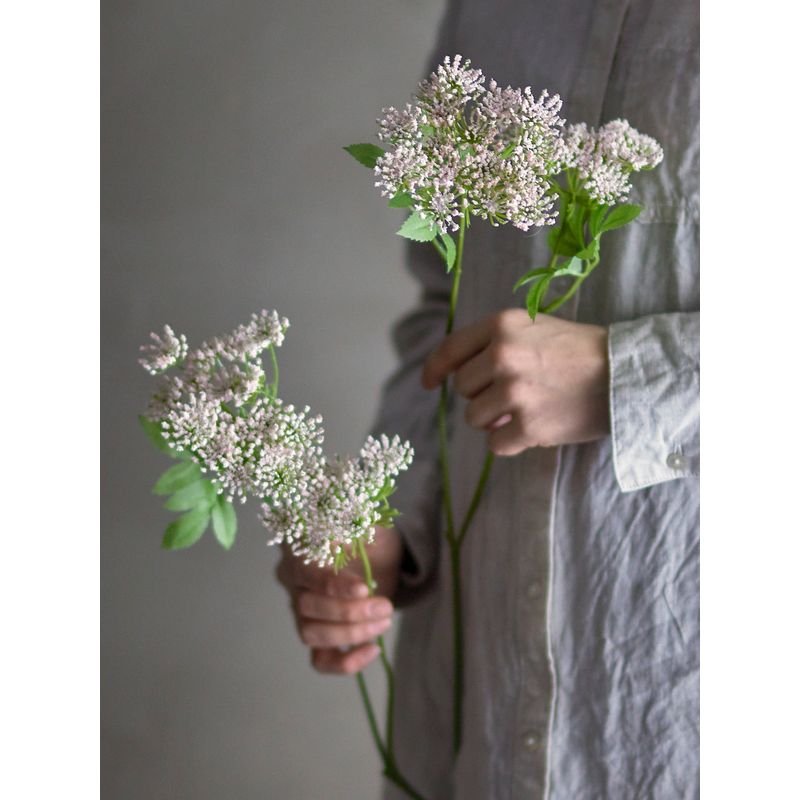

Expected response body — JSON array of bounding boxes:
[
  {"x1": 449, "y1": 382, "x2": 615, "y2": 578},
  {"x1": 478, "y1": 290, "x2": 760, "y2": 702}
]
[{"x1": 373, "y1": 0, "x2": 699, "y2": 798}]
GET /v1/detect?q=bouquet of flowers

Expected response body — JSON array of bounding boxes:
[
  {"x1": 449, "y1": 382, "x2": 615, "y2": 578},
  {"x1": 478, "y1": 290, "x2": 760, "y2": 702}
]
[
  {"x1": 345, "y1": 55, "x2": 663, "y2": 760},
  {"x1": 139, "y1": 310, "x2": 422, "y2": 796},
  {"x1": 141, "y1": 55, "x2": 663, "y2": 800}
]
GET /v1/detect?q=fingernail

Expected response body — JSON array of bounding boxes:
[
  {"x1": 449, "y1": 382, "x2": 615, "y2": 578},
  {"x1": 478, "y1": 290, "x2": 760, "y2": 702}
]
[{"x1": 349, "y1": 582, "x2": 369, "y2": 599}]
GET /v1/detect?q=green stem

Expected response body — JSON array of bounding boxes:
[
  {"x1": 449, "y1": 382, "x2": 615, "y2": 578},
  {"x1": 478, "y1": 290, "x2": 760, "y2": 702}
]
[
  {"x1": 355, "y1": 539, "x2": 430, "y2": 799},
  {"x1": 383, "y1": 767, "x2": 427, "y2": 800},
  {"x1": 434, "y1": 202, "x2": 469, "y2": 756},
  {"x1": 456, "y1": 451, "x2": 495, "y2": 547},
  {"x1": 355, "y1": 672, "x2": 387, "y2": 762},
  {"x1": 541, "y1": 257, "x2": 599, "y2": 314},
  {"x1": 437, "y1": 207, "x2": 467, "y2": 545},
  {"x1": 450, "y1": 541, "x2": 464, "y2": 755},
  {"x1": 268, "y1": 344, "x2": 279, "y2": 398},
  {"x1": 357, "y1": 539, "x2": 396, "y2": 758}
]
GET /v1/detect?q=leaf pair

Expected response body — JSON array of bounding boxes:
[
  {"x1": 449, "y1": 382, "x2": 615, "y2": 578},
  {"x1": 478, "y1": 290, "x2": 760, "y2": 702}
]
[
  {"x1": 144, "y1": 422, "x2": 238, "y2": 551},
  {"x1": 160, "y1": 499, "x2": 236, "y2": 551}
]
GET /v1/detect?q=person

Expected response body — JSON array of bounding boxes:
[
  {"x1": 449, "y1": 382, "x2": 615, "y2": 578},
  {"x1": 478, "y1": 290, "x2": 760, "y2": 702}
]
[{"x1": 276, "y1": 0, "x2": 699, "y2": 796}]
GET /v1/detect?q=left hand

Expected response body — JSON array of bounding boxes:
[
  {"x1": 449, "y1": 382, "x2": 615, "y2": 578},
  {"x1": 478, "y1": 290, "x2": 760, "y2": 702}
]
[{"x1": 422, "y1": 309, "x2": 611, "y2": 456}]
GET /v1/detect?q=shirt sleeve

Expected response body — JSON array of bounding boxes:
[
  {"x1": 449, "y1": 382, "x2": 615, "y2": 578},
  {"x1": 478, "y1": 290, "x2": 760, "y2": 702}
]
[
  {"x1": 369, "y1": 241, "x2": 451, "y2": 606},
  {"x1": 607, "y1": 310, "x2": 699, "y2": 492}
]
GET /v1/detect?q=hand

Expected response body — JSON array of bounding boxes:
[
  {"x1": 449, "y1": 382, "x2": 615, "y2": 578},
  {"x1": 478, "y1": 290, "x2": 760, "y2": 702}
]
[
  {"x1": 275, "y1": 526, "x2": 403, "y2": 675},
  {"x1": 422, "y1": 309, "x2": 610, "y2": 456}
]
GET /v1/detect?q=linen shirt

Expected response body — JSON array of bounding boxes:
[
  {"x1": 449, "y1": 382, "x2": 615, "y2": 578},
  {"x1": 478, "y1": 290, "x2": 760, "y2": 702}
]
[{"x1": 372, "y1": 0, "x2": 699, "y2": 798}]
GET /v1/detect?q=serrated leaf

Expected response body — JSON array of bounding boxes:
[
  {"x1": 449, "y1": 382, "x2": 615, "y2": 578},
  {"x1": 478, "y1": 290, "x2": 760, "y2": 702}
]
[
  {"x1": 211, "y1": 496, "x2": 237, "y2": 550},
  {"x1": 139, "y1": 415, "x2": 179, "y2": 459},
  {"x1": 526, "y1": 275, "x2": 553, "y2": 321},
  {"x1": 388, "y1": 191, "x2": 414, "y2": 208},
  {"x1": 343, "y1": 143, "x2": 385, "y2": 169},
  {"x1": 598, "y1": 203, "x2": 642, "y2": 233},
  {"x1": 397, "y1": 211, "x2": 438, "y2": 242},
  {"x1": 162, "y1": 507, "x2": 210, "y2": 550},
  {"x1": 153, "y1": 461, "x2": 203, "y2": 496},
  {"x1": 164, "y1": 479, "x2": 217, "y2": 512},
  {"x1": 513, "y1": 267, "x2": 552, "y2": 292},
  {"x1": 441, "y1": 233, "x2": 457, "y2": 271}
]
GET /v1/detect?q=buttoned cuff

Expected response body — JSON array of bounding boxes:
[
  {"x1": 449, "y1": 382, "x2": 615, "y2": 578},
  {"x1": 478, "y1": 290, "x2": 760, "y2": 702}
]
[{"x1": 608, "y1": 312, "x2": 699, "y2": 492}]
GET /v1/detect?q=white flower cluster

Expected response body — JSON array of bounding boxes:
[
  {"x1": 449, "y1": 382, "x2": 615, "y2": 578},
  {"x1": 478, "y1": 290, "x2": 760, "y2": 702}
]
[
  {"x1": 564, "y1": 119, "x2": 664, "y2": 205},
  {"x1": 138, "y1": 325, "x2": 188, "y2": 375},
  {"x1": 141, "y1": 311, "x2": 413, "y2": 566},
  {"x1": 260, "y1": 435, "x2": 414, "y2": 566},
  {"x1": 375, "y1": 55, "x2": 567, "y2": 232}
]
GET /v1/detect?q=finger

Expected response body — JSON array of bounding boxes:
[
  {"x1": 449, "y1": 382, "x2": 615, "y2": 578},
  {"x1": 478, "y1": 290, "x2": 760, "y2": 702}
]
[
  {"x1": 465, "y1": 382, "x2": 517, "y2": 430},
  {"x1": 422, "y1": 316, "x2": 497, "y2": 389},
  {"x1": 452, "y1": 348, "x2": 495, "y2": 399},
  {"x1": 297, "y1": 591, "x2": 394, "y2": 624},
  {"x1": 289, "y1": 561, "x2": 370, "y2": 599},
  {"x1": 311, "y1": 644, "x2": 381, "y2": 675},
  {"x1": 488, "y1": 415, "x2": 530, "y2": 457},
  {"x1": 298, "y1": 617, "x2": 393, "y2": 649}
]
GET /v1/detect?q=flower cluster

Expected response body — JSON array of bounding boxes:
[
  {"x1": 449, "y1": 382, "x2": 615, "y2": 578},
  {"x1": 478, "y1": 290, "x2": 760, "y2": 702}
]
[
  {"x1": 261, "y1": 435, "x2": 413, "y2": 566},
  {"x1": 564, "y1": 119, "x2": 663, "y2": 205},
  {"x1": 141, "y1": 311, "x2": 413, "y2": 566},
  {"x1": 375, "y1": 55, "x2": 566, "y2": 232},
  {"x1": 139, "y1": 325, "x2": 188, "y2": 375}
]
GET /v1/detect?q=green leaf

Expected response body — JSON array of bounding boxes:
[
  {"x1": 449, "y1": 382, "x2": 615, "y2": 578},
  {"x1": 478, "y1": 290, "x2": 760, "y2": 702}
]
[
  {"x1": 574, "y1": 238, "x2": 599, "y2": 262},
  {"x1": 153, "y1": 461, "x2": 203, "y2": 496},
  {"x1": 397, "y1": 211, "x2": 438, "y2": 242},
  {"x1": 566, "y1": 201, "x2": 584, "y2": 243},
  {"x1": 598, "y1": 203, "x2": 643, "y2": 233},
  {"x1": 554, "y1": 256, "x2": 584, "y2": 277},
  {"x1": 441, "y1": 233, "x2": 457, "y2": 271},
  {"x1": 343, "y1": 143, "x2": 385, "y2": 169},
  {"x1": 388, "y1": 191, "x2": 414, "y2": 208},
  {"x1": 526, "y1": 275, "x2": 553, "y2": 321},
  {"x1": 211, "y1": 496, "x2": 237, "y2": 550},
  {"x1": 513, "y1": 267, "x2": 552, "y2": 293},
  {"x1": 547, "y1": 223, "x2": 582, "y2": 258},
  {"x1": 162, "y1": 507, "x2": 210, "y2": 550},
  {"x1": 588, "y1": 206, "x2": 606, "y2": 238},
  {"x1": 164, "y1": 479, "x2": 217, "y2": 512},
  {"x1": 139, "y1": 415, "x2": 179, "y2": 459}
]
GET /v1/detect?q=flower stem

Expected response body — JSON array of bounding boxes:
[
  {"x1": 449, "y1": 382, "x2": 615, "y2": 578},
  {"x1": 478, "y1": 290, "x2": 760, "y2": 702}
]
[
  {"x1": 355, "y1": 672, "x2": 387, "y2": 762},
  {"x1": 355, "y1": 540, "x2": 426, "y2": 800},
  {"x1": 435, "y1": 204, "x2": 470, "y2": 756},
  {"x1": 450, "y1": 539, "x2": 464, "y2": 755},
  {"x1": 457, "y1": 451, "x2": 495, "y2": 547},
  {"x1": 268, "y1": 344, "x2": 279, "y2": 398}
]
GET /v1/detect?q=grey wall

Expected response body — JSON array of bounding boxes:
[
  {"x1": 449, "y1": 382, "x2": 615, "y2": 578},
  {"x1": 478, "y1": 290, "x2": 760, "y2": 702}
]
[{"x1": 102, "y1": 1, "x2": 445, "y2": 797}]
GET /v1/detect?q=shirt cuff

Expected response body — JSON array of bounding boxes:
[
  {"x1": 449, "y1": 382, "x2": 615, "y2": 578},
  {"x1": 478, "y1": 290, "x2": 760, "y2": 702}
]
[{"x1": 608, "y1": 312, "x2": 700, "y2": 492}]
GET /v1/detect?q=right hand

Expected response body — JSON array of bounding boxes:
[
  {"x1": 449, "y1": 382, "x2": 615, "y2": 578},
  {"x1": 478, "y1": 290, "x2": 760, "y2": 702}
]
[{"x1": 275, "y1": 526, "x2": 404, "y2": 675}]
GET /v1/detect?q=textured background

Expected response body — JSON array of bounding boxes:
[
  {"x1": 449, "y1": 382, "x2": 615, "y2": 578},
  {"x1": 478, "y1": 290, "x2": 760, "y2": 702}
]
[{"x1": 101, "y1": 1, "x2": 444, "y2": 796}]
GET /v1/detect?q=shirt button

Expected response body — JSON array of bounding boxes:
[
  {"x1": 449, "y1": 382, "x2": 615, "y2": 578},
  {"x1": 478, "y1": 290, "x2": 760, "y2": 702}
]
[
  {"x1": 666, "y1": 452, "x2": 687, "y2": 470},
  {"x1": 522, "y1": 732, "x2": 540, "y2": 750}
]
